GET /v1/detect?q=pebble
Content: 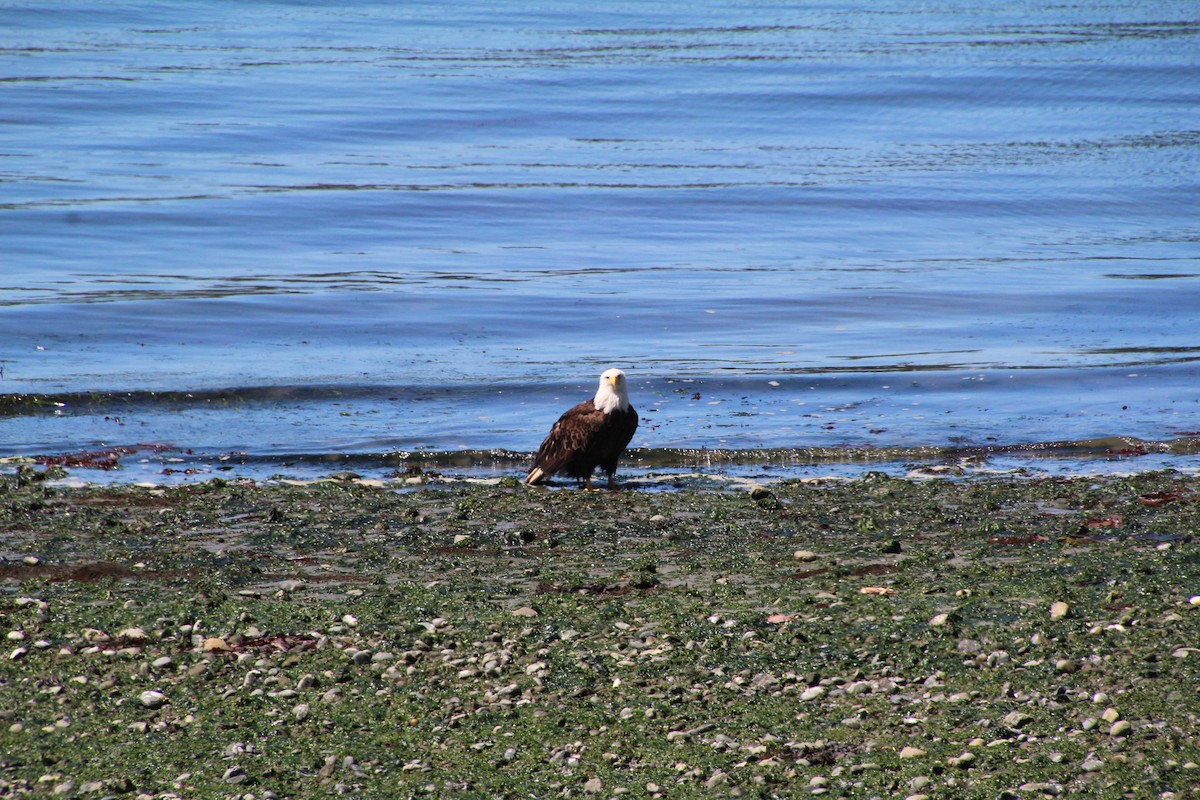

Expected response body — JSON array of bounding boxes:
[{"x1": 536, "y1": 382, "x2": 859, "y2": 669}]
[
  {"x1": 1081, "y1": 757, "x2": 1104, "y2": 772},
  {"x1": 1109, "y1": 720, "x2": 1132, "y2": 737},
  {"x1": 138, "y1": 690, "x2": 167, "y2": 709},
  {"x1": 794, "y1": 550, "x2": 817, "y2": 562},
  {"x1": 1003, "y1": 711, "x2": 1033, "y2": 729},
  {"x1": 582, "y1": 777, "x2": 603, "y2": 794},
  {"x1": 203, "y1": 637, "x2": 230, "y2": 652},
  {"x1": 705, "y1": 769, "x2": 729, "y2": 788},
  {"x1": 222, "y1": 766, "x2": 248, "y2": 784},
  {"x1": 511, "y1": 606, "x2": 539, "y2": 618},
  {"x1": 800, "y1": 686, "x2": 826, "y2": 701},
  {"x1": 928, "y1": 613, "x2": 952, "y2": 628},
  {"x1": 1049, "y1": 601, "x2": 1070, "y2": 621},
  {"x1": 116, "y1": 627, "x2": 147, "y2": 642},
  {"x1": 1101, "y1": 707, "x2": 1121, "y2": 723},
  {"x1": 293, "y1": 703, "x2": 311, "y2": 722},
  {"x1": 899, "y1": 746, "x2": 926, "y2": 759}
]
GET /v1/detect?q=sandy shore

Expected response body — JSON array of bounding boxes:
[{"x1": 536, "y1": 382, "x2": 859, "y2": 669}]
[{"x1": 2, "y1": 468, "x2": 1199, "y2": 798}]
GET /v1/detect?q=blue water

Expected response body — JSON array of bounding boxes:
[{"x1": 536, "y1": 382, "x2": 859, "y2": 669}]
[{"x1": 2, "y1": 1, "x2": 1199, "y2": 481}]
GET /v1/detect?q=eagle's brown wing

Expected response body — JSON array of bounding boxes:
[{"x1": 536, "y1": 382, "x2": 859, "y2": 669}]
[{"x1": 525, "y1": 400, "x2": 605, "y2": 484}]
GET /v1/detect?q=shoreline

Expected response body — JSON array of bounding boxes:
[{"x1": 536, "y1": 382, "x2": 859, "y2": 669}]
[
  {"x1": 4, "y1": 435, "x2": 1200, "y2": 491},
  {"x1": 2, "y1": 469, "x2": 1200, "y2": 797}
]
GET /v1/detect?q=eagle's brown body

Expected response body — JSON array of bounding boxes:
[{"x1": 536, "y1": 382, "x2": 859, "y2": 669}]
[{"x1": 525, "y1": 369, "x2": 638, "y2": 489}]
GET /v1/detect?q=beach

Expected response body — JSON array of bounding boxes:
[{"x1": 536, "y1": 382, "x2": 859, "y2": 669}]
[{"x1": 3, "y1": 469, "x2": 1199, "y2": 798}]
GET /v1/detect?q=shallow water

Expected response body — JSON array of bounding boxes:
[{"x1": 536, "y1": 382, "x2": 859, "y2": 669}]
[{"x1": 2, "y1": 1, "x2": 1199, "y2": 481}]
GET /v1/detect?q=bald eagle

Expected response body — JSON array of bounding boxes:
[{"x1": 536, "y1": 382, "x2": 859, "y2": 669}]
[{"x1": 525, "y1": 368, "x2": 638, "y2": 489}]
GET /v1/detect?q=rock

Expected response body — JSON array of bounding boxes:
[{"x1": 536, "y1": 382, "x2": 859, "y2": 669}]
[
  {"x1": 1081, "y1": 757, "x2": 1104, "y2": 772},
  {"x1": 1050, "y1": 601, "x2": 1070, "y2": 621},
  {"x1": 800, "y1": 686, "x2": 826, "y2": 701},
  {"x1": 899, "y1": 746, "x2": 926, "y2": 759},
  {"x1": 293, "y1": 703, "x2": 311, "y2": 722},
  {"x1": 1109, "y1": 720, "x2": 1132, "y2": 737},
  {"x1": 1055, "y1": 659, "x2": 1078, "y2": 674},
  {"x1": 453, "y1": 534, "x2": 474, "y2": 548},
  {"x1": 1003, "y1": 711, "x2": 1033, "y2": 729},
  {"x1": 203, "y1": 637, "x2": 230, "y2": 652},
  {"x1": 582, "y1": 777, "x2": 603, "y2": 794},
  {"x1": 222, "y1": 766, "x2": 248, "y2": 784},
  {"x1": 116, "y1": 627, "x2": 147, "y2": 642},
  {"x1": 705, "y1": 769, "x2": 729, "y2": 788},
  {"x1": 749, "y1": 486, "x2": 776, "y2": 504},
  {"x1": 138, "y1": 690, "x2": 167, "y2": 709},
  {"x1": 948, "y1": 751, "x2": 976, "y2": 768},
  {"x1": 794, "y1": 550, "x2": 817, "y2": 562}
]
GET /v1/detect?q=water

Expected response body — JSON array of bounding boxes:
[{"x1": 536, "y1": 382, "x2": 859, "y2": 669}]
[{"x1": 3, "y1": 1, "x2": 1199, "y2": 483}]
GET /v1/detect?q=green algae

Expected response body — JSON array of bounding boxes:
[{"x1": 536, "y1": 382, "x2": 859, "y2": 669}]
[{"x1": 2, "y1": 470, "x2": 1200, "y2": 798}]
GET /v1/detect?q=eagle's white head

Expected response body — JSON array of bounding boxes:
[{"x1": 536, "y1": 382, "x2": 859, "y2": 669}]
[{"x1": 593, "y1": 368, "x2": 630, "y2": 414}]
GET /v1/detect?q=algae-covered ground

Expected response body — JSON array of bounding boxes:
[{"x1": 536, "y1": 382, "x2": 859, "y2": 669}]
[{"x1": 2, "y1": 468, "x2": 1200, "y2": 799}]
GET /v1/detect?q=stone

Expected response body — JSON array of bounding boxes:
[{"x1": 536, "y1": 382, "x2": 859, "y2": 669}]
[
  {"x1": 800, "y1": 686, "x2": 826, "y2": 701},
  {"x1": 1003, "y1": 711, "x2": 1033, "y2": 729},
  {"x1": 1109, "y1": 720, "x2": 1133, "y2": 737},
  {"x1": 222, "y1": 766, "x2": 248, "y2": 784},
  {"x1": 138, "y1": 690, "x2": 167, "y2": 709},
  {"x1": 203, "y1": 637, "x2": 230, "y2": 652},
  {"x1": 1050, "y1": 601, "x2": 1070, "y2": 621},
  {"x1": 705, "y1": 769, "x2": 729, "y2": 788},
  {"x1": 899, "y1": 746, "x2": 926, "y2": 759}
]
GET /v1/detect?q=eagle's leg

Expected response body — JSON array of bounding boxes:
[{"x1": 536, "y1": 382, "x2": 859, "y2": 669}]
[
  {"x1": 583, "y1": 475, "x2": 595, "y2": 491},
  {"x1": 606, "y1": 473, "x2": 618, "y2": 490}
]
